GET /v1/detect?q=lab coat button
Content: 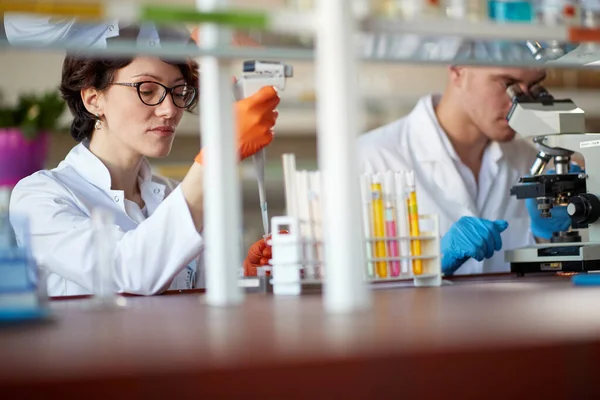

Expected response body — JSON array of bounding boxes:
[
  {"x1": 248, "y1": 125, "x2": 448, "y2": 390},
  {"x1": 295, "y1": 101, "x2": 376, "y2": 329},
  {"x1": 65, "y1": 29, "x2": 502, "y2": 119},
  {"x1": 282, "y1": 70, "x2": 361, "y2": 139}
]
[
  {"x1": 149, "y1": 41, "x2": 156, "y2": 46},
  {"x1": 108, "y1": 25, "x2": 115, "y2": 32},
  {"x1": 153, "y1": 188, "x2": 160, "y2": 194},
  {"x1": 114, "y1": 196, "x2": 120, "y2": 202}
]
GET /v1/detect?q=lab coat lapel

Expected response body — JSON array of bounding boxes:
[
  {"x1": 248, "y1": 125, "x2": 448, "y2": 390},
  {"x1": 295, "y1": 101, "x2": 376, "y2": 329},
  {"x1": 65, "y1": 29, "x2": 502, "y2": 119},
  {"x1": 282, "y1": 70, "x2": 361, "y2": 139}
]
[
  {"x1": 407, "y1": 96, "x2": 478, "y2": 220},
  {"x1": 138, "y1": 160, "x2": 166, "y2": 216}
]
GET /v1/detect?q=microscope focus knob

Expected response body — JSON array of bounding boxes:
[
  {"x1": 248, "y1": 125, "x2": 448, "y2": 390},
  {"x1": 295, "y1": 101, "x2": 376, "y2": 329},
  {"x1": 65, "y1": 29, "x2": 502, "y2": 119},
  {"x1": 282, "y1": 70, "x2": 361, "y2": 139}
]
[{"x1": 567, "y1": 194, "x2": 600, "y2": 225}]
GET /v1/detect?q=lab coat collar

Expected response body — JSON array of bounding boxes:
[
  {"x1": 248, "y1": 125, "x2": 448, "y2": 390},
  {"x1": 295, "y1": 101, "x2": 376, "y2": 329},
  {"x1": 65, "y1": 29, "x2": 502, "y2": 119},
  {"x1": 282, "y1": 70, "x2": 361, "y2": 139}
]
[
  {"x1": 405, "y1": 95, "x2": 447, "y2": 163},
  {"x1": 411, "y1": 94, "x2": 505, "y2": 165},
  {"x1": 486, "y1": 140, "x2": 504, "y2": 164},
  {"x1": 64, "y1": 141, "x2": 162, "y2": 200},
  {"x1": 407, "y1": 95, "x2": 480, "y2": 216},
  {"x1": 64, "y1": 141, "x2": 112, "y2": 190}
]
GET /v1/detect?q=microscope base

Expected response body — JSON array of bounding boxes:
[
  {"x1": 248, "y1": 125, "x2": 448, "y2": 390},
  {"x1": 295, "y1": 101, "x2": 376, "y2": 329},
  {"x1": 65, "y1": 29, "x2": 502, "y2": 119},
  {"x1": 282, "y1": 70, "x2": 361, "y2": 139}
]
[{"x1": 506, "y1": 242, "x2": 600, "y2": 276}]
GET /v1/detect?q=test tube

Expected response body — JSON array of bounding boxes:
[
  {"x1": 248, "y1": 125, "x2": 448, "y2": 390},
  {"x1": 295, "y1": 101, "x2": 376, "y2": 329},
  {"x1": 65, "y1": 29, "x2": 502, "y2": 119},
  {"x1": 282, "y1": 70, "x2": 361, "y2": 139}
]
[
  {"x1": 91, "y1": 208, "x2": 126, "y2": 309},
  {"x1": 296, "y1": 171, "x2": 314, "y2": 279},
  {"x1": 394, "y1": 171, "x2": 411, "y2": 275},
  {"x1": 309, "y1": 171, "x2": 323, "y2": 279},
  {"x1": 383, "y1": 171, "x2": 400, "y2": 277},
  {"x1": 360, "y1": 174, "x2": 375, "y2": 279},
  {"x1": 371, "y1": 176, "x2": 387, "y2": 278},
  {"x1": 282, "y1": 154, "x2": 298, "y2": 219},
  {"x1": 406, "y1": 171, "x2": 423, "y2": 276}
]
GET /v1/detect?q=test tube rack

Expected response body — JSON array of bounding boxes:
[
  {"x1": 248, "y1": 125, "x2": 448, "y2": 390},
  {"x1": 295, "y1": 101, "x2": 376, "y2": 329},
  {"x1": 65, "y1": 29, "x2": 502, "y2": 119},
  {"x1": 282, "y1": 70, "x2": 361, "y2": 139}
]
[
  {"x1": 267, "y1": 153, "x2": 442, "y2": 296},
  {"x1": 266, "y1": 213, "x2": 442, "y2": 296}
]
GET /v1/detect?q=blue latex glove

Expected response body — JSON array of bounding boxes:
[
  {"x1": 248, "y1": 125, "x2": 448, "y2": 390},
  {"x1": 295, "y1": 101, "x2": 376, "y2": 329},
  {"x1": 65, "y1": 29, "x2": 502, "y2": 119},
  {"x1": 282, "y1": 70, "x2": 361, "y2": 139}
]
[
  {"x1": 525, "y1": 164, "x2": 583, "y2": 240},
  {"x1": 441, "y1": 216, "x2": 509, "y2": 275}
]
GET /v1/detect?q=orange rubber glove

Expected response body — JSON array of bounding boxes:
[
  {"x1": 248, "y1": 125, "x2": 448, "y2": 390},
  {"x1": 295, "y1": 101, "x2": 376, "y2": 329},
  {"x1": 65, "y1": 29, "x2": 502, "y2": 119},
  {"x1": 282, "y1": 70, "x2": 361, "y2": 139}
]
[
  {"x1": 243, "y1": 236, "x2": 271, "y2": 277},
  {"x1": 243, "y1": 231, "x2": 288, "y2": 277},
  {"x1": 194, "y1": 86, "x2": 280, "y2": 164}
]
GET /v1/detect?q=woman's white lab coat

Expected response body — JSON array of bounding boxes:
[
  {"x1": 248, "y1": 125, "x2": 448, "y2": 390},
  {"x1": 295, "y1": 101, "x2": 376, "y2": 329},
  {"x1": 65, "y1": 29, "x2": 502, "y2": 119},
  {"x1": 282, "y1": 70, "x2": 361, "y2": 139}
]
[
  {"x1": 357, "y1": 95, "x2": 537, "y2": 275},
  {"x1": 9, "y1": 142, "x2": 204, "y2": 297}
]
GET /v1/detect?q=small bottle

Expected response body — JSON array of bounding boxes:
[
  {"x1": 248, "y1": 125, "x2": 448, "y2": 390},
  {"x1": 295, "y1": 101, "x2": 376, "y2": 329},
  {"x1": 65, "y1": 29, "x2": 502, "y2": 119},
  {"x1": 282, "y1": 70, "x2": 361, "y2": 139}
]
[
  {"x1": 535, "y1": 0, "x2": 578, "y2": 26},
  {"x1": 580, "y1": 0, "x2": 600, "y2": 27},
  {"x1": 445, "y1": 0, "x2": 489, "y2": 20},
  {"x1": 488, "y1": 0, "x2": 535, "y2": 22}
]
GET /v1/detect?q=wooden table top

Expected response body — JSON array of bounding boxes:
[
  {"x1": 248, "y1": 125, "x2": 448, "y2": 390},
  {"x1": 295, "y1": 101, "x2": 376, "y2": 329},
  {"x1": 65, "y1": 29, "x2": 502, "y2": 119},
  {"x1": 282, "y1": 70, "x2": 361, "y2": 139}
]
[{"x1": 2, "y1": 273, "x2": 600, "y2": 398}]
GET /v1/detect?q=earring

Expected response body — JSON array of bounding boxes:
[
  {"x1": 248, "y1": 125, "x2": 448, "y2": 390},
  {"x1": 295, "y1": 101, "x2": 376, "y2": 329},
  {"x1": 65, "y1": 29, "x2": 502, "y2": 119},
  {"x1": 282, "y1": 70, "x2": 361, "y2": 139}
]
[{"x1": 94, "y1": 115, "x2": 102, "y2": 130}]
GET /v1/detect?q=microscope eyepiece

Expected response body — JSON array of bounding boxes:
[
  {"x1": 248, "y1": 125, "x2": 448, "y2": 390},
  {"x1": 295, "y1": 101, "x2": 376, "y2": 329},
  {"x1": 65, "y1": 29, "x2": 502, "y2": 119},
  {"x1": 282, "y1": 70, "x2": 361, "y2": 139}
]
[{"x1": 530, "y1": 84, "x2": 553, "y2": 100}]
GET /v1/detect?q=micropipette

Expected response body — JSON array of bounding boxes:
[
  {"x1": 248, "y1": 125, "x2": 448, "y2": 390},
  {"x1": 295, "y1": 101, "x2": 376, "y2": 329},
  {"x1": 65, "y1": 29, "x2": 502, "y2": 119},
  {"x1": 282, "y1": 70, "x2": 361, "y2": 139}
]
[{"x1": 234, "y1": 60, "x2": 294, "y2": 237}]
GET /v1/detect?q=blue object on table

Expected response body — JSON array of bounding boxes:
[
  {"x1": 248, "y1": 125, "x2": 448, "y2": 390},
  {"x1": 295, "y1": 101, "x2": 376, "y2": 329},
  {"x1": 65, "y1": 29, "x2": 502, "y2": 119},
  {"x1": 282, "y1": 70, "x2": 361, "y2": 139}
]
[
  {"x1": 488, "y1": 0, "x2": 534, "y2": 22},
  {"x1": 0, "y1": 210, "x2": 49, "y2": 326},
  {"x1": 0, "y1": 308, "x2": 50, "y2": 324},
  {"x1": 572, "y1": 274, "x2": 600, "y2": 286}
]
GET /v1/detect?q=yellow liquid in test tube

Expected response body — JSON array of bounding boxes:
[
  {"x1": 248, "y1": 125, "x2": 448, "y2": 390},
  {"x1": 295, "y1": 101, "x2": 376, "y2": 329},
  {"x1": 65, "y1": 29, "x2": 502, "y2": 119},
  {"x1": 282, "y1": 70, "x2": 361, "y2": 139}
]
[
  {"x1": 371, "y1": 183, "x2": 387, "y2": 278},
  {"x1": 407, "y1": 190, "x2": 422, "y2": 275}
]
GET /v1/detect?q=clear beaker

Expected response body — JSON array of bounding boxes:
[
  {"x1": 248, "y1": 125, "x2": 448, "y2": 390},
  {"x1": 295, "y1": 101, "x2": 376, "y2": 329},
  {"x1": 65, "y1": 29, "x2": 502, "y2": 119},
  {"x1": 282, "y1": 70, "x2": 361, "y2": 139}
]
[{"x1": 89, "y1": 208, "x2": 126, "y2": 309}]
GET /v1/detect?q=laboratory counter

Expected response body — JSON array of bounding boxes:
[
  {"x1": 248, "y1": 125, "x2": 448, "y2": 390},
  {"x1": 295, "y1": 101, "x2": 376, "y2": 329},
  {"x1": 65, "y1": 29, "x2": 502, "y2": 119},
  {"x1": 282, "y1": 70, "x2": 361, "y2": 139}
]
[{"x1": 2, "y1": 274, "x2": 600, "y2": 398}]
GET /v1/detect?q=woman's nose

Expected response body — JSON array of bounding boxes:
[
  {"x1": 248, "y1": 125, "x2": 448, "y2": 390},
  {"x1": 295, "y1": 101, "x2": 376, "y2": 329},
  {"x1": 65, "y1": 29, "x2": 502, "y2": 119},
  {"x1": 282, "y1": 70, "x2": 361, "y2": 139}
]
[{"x1": 155, "y1": 95, "x2": 179, "y2": 118}]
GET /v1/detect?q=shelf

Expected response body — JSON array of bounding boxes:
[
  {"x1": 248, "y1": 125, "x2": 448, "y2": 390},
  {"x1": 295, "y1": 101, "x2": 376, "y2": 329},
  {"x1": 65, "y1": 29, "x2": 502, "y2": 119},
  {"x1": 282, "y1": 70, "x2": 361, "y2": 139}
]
[
  {"x1": 0, "y1": 38, "x2": 315, "y2": 61},
  {"x1": 361, "y1": 17, "x2": 569, "y2": 43},
  {"x1": 4, "y1": 16, "x2": 600, "y2": 69},
  {"x1": 0, "y1": 36, "x2": 560, "y2": 67}
]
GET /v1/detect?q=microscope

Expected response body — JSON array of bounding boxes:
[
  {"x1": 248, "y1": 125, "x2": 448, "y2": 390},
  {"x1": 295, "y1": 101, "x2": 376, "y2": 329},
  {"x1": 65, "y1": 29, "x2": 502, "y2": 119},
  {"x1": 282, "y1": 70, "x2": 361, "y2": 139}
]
[{"x1": 504, "y1": 84, "x2": 600, "y2": 275}]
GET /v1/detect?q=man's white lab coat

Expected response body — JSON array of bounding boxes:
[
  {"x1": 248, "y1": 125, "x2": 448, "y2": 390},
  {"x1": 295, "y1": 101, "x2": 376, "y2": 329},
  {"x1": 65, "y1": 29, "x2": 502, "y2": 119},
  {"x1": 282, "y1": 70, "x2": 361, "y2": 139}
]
[
  {"x1": 357, "y1": 94, "x2": 537, "y2": 275},
  {"x1": 9, "y1": 142, "x2": 204, "y2": 296}
]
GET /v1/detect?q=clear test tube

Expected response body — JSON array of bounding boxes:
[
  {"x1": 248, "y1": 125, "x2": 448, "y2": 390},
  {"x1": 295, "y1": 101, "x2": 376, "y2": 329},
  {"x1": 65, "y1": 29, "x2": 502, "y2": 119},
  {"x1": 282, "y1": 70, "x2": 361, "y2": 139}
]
[{"x1": 91, "y1": 208, "x2": 126, "y2": 309}]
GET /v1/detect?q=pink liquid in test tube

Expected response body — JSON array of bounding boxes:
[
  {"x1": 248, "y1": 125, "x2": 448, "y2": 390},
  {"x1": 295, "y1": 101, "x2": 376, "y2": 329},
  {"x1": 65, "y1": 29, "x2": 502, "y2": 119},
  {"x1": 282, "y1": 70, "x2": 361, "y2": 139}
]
[{"x1": 385, "y1": 207, "x2": 400, "y2": 277}]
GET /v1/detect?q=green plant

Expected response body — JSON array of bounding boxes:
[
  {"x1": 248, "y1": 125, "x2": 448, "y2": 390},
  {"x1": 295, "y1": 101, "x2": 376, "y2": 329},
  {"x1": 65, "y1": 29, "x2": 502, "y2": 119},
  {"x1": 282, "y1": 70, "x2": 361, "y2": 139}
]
[{"x1": 0, "y1": 90, "x2": 67, "y2": 140}]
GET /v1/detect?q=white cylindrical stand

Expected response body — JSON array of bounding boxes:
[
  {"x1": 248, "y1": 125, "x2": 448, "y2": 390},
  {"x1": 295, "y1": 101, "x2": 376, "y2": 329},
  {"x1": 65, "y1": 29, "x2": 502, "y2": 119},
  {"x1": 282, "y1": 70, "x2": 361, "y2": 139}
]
[
  {"x1": 198, "y1": 0, "x2": 243, "y2": 306},
  {"x1": 315, "y1": 0, "x2": 371, "y2": 313}
]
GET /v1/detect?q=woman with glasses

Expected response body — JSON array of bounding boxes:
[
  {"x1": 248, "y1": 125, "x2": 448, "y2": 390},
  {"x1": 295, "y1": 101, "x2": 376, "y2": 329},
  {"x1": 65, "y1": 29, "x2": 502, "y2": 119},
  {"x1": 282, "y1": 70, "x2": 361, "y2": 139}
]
[{"x1": 8, "y1": 53, "x2": 280, "y2": 297}]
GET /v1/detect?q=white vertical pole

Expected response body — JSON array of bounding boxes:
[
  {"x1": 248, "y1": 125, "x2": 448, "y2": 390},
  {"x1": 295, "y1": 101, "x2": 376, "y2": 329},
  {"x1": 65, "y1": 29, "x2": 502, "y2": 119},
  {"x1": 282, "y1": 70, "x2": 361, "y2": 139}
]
[
  {"x1": 315, "y1": 0, "x2": 371, "y2": 313},
  {"x1": 198, "y1": 0, "x2": 243, "y2": 306}
]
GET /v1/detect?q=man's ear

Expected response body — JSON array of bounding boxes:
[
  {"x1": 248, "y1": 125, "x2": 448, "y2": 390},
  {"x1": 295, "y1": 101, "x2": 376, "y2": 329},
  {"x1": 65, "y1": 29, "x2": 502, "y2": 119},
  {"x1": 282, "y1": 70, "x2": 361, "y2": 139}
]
[
  {"x1": 81, "y1": 88, "x2": 103, "y2": 117},
  {"x1": 448, "y1": 65, "x2": 465, "y2": 87}
]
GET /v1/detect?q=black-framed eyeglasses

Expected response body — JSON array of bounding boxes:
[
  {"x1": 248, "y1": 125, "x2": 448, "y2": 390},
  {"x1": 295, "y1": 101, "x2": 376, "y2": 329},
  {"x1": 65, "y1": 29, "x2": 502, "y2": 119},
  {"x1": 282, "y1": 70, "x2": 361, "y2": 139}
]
[{"x1": 113, "y1": 81, "x2": 197, "y2": 109}]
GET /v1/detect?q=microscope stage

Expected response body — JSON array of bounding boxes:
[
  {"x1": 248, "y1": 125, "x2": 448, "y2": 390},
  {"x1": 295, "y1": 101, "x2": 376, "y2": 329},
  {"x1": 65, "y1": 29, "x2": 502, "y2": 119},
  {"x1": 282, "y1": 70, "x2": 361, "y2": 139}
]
[{"x1": 507, "y1": 242, "x2": 600, "y2": 275}]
